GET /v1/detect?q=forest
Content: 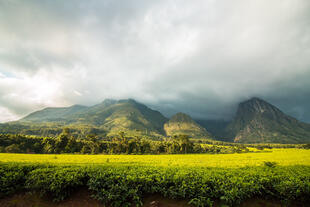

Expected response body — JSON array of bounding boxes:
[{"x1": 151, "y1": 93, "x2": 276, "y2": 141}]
[
  {"x1": 2, "y1": 127, "x2": 309, "y2": 156},
  {"x1": 0, "y1": 130, "x2": 253, "y2": 155}
]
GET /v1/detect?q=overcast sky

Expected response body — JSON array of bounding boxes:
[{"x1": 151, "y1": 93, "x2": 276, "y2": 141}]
[{"x1": 1, "y1": 0, "x2": 310, "y2": 123}]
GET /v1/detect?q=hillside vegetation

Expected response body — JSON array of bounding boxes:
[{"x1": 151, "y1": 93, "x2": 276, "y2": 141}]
[
  {"x1": 164, "y1": 113, "x2": 212, "y2": 138},
  {"x1": 1, "y1": 98, "x2": 310, "y2": 144},
  {"x1": 0, "y1": 133, "x2": 254, "y2": 155}
]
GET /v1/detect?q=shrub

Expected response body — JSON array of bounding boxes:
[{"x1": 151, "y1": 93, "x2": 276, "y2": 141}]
[
  {"x1": 26, "y1": 167, "x2": 87, "y2": 201},
  {"x1": 264, "y1": 161, "x2": 278, "y2": 168},
  {"x1": 0, "y1": 163, "x2": 309, "y2": 206}
]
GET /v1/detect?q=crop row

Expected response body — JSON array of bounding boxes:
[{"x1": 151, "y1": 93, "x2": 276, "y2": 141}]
[{"x1": 1, "y1": 163, "x2": 310, "y2": 207}]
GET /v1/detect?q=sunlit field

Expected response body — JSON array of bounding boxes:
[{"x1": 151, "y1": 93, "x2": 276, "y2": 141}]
[
  {"x1": 1, "y1": 148, "x2": 309, "y2": 167},
  {"x1": 1, "y1": 148, "x2": 310, "y2": 206}
]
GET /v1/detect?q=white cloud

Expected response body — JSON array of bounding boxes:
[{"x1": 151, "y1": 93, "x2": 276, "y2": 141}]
[
  {"x1": 0, "y1": 0, "x2": 310, "y2": 122},
  {"x1": 0, "y1": 106, "x2": 19, "y2": 122}
]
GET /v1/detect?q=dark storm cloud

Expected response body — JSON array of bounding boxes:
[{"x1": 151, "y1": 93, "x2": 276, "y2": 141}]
[{"x1": 0, "y1": 0, "x2": 310, "y2": 123}]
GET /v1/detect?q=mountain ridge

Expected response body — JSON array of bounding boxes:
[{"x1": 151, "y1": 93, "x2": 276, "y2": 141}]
[
  {"x1": 14, "y1": 99, "x2": 168, "y2": 137},
  {"x1": 2, "y1": 97, "x2": 310, "y2": 143}
]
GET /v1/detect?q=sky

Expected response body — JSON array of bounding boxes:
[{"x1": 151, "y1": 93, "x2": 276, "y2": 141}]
[{"x1": 0, "y1": 0, "x2": 310, "y2": 123}]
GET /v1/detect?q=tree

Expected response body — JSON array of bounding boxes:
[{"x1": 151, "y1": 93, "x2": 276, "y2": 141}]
[
  {"x1": 42, "y1": 137, "x2": 56, "y2": 154},
  {"x1": 81, "y1": 144, "x2": 91, "y2": 154},
  {"x1": 65, "y1": 136, "x2": 78, "y2": 153},
  {"x1": 5, "y1": 144, "x2": 21, "y2": 153},
  {"x1": 139, "y1": 138, "x2": 151, "y2": 154},
  {"x1": 55, "y1": 128, "x2": 71, "y2": 153},
  {"x1": 176, "y1": 134, "x2": 193, "y2": 153},
  {"x1": 33, "y1": 142, "x2": 43, "y2": 153},
  {"x1": 128, "y1": 139, "x2": 138, "y2": 154},
  {"x1": 302, "y1": 144, "x2": 310, "y2": 149}
]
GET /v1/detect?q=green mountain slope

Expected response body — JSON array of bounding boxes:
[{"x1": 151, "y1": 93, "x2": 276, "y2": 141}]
[
  {"x1": 21, "y1": 105, "x2": 87, "y2": 123},
  {"x1": 164, "y1": 112, "x2": 212, "y2": 138},
  {"x1": 3, "y1": 97, "x2": 310, "y2": 143},
  {"x1": 71, "y1": 99, "x2": 168, "y2": 136},
  {"x1": 225, "y1": 97, "x2": 310, "y2": 143},
  {"x1": 14, "y1": 99, "x2": 168, "y2": 137}
]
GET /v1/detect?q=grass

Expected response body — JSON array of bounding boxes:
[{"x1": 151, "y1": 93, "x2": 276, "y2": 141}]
[{"x1": 0, "y1": 148, "x2": 309, "y2": 167}]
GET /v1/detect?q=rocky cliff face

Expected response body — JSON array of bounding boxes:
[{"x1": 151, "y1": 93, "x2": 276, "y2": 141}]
[{"x1": 225, "y1": 97, "x2": 310, "y2": 143}]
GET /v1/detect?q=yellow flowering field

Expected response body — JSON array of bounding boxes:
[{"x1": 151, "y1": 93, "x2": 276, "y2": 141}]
[{"x1": 1, "y1": 148, "x2": 309, "y2": 167}]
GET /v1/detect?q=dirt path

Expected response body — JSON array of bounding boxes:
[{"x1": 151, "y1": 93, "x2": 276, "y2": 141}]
[
  {"x1": 0, "y1": 190, "x2": 307, "y2": 207},
  {"x1": 0, "y1": 190, "x2": 193, "y2": 207}
]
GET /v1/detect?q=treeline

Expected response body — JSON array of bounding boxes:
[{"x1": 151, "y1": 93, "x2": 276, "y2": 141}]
[
  {"x1": 0, "y1": 130, "x2": 253, "y2": 154},
  {"x1": 194, "y1": 139, "x2": 306, "y2": 149}
]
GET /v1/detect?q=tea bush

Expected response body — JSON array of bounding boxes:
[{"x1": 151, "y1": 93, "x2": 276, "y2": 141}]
[{"x1": 1, "y1": 163, "x2": 309, "y2": 206}]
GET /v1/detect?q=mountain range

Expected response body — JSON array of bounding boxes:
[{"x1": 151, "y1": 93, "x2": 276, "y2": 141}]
[{"x1": 1, "y1": 97, "x2": 310, "y2": 144}]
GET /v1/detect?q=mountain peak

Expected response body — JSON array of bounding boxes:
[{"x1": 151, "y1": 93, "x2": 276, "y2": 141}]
[
  {"x1": 118, "y1": 98, "x2": 138, "y2": 104},
  {"x1": 249, "y1": 97, "x2": 263, "y2": 101},
  {"x1": 164, "y1": 112, "x2": 212, "y2": 138},
  {"x1": 238, "y1": 97, "x2": 279, "y2": 115},
  {"x1": 99, "y1": 98, "x2": 141, "y2": 108},
  {"x1": 225, "y1": 97, "x2": 310, "y2": 143},
  {"x1": 170, "y1": 112, "x2": 194, "y2": 123},
  {"x1": 240, "y1": 97, "x2": 268, "y2": 106},
  {"x1": 101, "y1": 99, "x2": 117, "y2": 106}
]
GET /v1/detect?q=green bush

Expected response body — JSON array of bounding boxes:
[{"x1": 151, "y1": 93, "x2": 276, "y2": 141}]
[
  {"x1": 264, "y1": 161, "x2": 278, "y2": 168},
  {"x1": 26, "y1": 166, "x2": 87, "y2": 201},
  {"x1": 0, "y1": 164, "x2": 36, "y2": 198},
  {"x1": 0, "y1": 163, "x2": 309, "y2": 206}
]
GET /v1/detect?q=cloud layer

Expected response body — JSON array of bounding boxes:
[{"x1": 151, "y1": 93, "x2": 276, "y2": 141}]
[{"x1": 1, "y1": 0, "x2": 310, "y2": 122}]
